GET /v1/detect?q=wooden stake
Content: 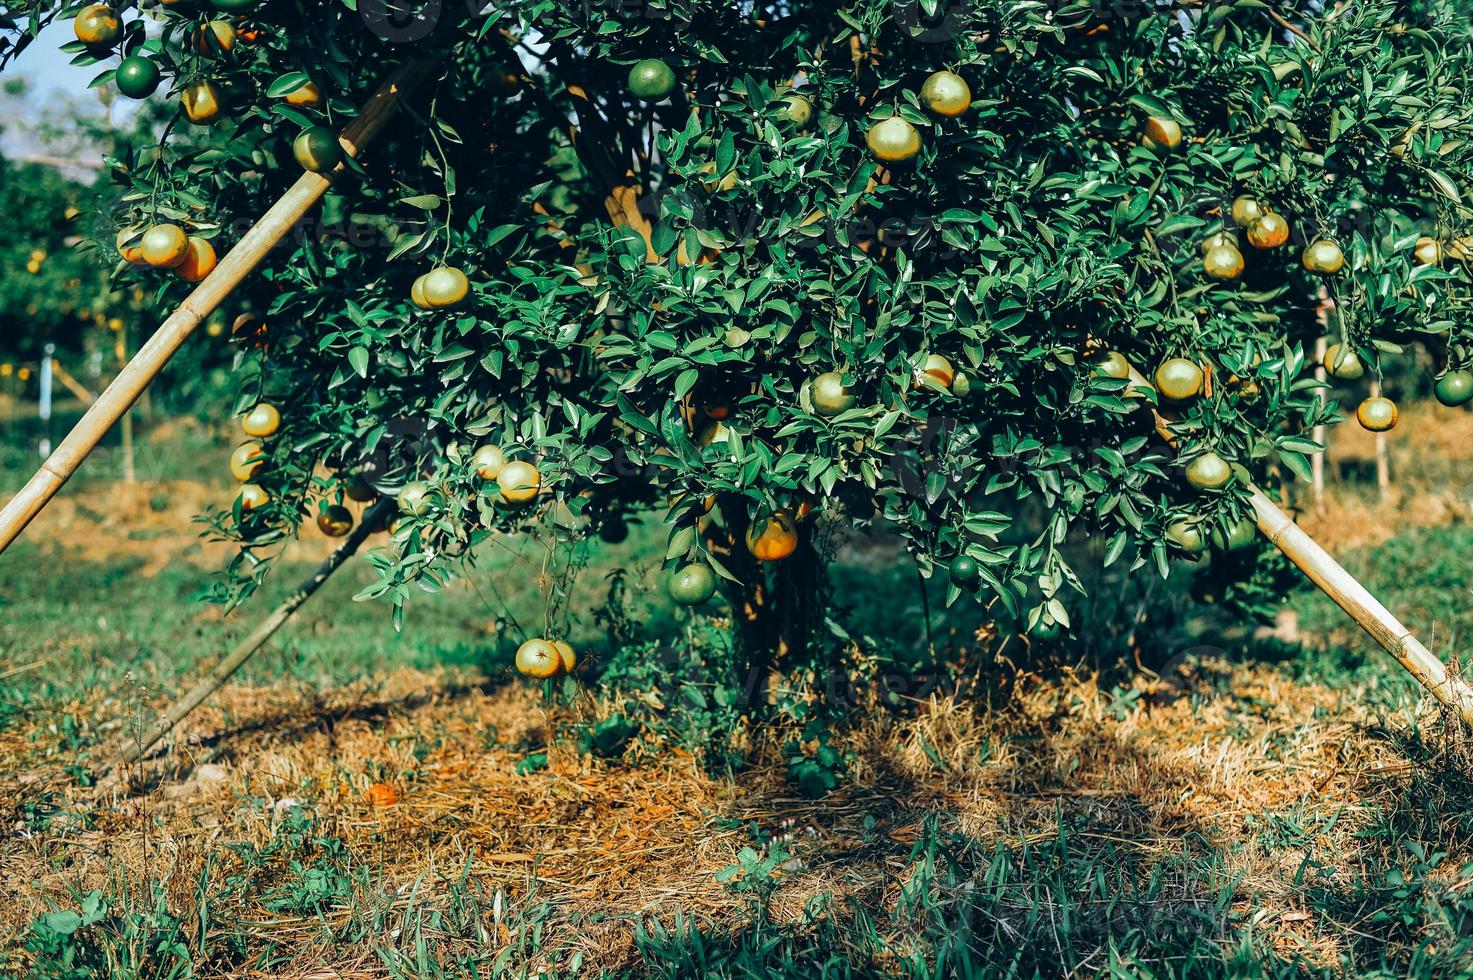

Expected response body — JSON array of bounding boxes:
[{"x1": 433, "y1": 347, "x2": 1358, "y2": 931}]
[
  {"x1": 1126, "y1": 362, "x2": 1473, "y2": 726},
  {"x1": 118, "y1": 500, "x2": 396, "y2": 765},
  {"x1": 0, "y1": 58, "x2": 436, "y2": 557}
]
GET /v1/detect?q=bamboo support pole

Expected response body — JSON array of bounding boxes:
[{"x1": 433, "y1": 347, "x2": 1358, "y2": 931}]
[
  {"x1": 1370, "y1": 378, "x2": 1391, "y2": 501},
  {"x1": 1311, "y1": 335, "x2": 1327, "y2": 506},
  {"x1": 0, "y1": 58, "x2": 435, "y2": 557},
  {"x1": 118, "y1": 500, "x2": 396, "y2": 765},
  {"x1": 1124, "y1": 363, "x2": 1473, "y2": 726}
]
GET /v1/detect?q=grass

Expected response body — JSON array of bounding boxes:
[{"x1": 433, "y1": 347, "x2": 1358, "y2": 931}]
[{"x1": 5, "y1": 409, "x2": 1473, "y2": 976}]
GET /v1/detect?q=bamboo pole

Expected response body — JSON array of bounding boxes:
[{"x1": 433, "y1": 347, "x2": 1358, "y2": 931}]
[
  {"x1": 1311, "y1": 335, "x2": 1327, "y2": 506},
  {"x1": 1123, "y1": 362, "x2": 1473, "y2": 725},
  {"x1": 1370, "y1": 378, "x2": 1391, "y2": 501},
  {"x1": 0, "y1": 58, "x2": 435, "y2": 557},
  {"x1": 118, "y1": 499, "x2": 396, "y2": 765}
]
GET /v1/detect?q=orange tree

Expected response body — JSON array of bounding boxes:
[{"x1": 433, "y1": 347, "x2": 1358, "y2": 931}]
[{"x1": 11, "y1": 0, "x2": 1473, "y2": 686}]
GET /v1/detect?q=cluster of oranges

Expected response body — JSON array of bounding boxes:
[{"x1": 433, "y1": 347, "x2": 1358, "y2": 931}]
[
  {"x1": 116, "y1": 223, "x2": 217, "y2": 283},
  {"x1": 227, "y1": 402, "x2": 278, "y2": 514},
  {"x1": 1196, "y1": 193, "x2": 1341, "y2": 283},
  {"x1": 394, "y1": 446, "x2": 542, "y2": 520},
  {"x1": 77, "y1": 2, "x2": 272, "y2": 125}
]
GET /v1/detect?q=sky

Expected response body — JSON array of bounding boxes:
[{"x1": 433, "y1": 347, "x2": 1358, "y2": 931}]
[{"x1": 1, "y1": 22, "x2": 132, "y2": 170}]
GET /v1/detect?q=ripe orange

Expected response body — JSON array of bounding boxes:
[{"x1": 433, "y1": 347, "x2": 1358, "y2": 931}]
[
  {"x1": 1154, "y1": 357, "x2": 1204, "y2": 402},
  {"x1": 238, "y1": 483, "x2": 269, "y2": 511},
  {"x1": 74, "y1": 4, "x2": 121, "y2": 46},
  {"x1": 916, "y1": 354, "x2": 954, "y2": 390},
  {"x1": 181, "y1": 80, "x2": 224, "y2": 125},
  {"x1": 423, "y1": 266, "x2": 469, "y2": 308},
  {"x1": 191, "y1": 19, "x2": 235, "y2": 55},
  {"x1": 1356, "y1": 396, "x2": 1399, "y2": 432},
  {"x1": 497, "y1": 460, "x2": 541, "y2": 503},
  {"x1": 410, "y1": 275, "x2": 430, "y2": 310},
  {"x1": 1141, "y1": 115, "x2": 1182, "y2": 151},
  {"x1": 1202, "y1": 244, "x2": 1244, "y2": 281},
  {"x1": 283, "y1": 80, "x2": 324, "y2": 107},
  {"x1": 810, "y1": 372, "x2": 855, "y2": 416},
  {"x1": 317, "y1": 504, "x2": 354, "y2": 537},
  {"x1": 1301, "y1": 240, "x2": 1344, "y2": 276},
  {"x1": 745, "y1": 511, "x2": 798, "y2": 561},
  {"x1": 1246, "y1": 212, "x2": 1289, "y2": 249},
  {"x1": 140, "y1": 224, "x2": 189, "y2": 268},
  {"x1": 173, "y1": 236, "x2": 217, "y2": 283},
  {"x1": 1230, "y1": 196, "x2": 1263, "y2": 228},
  {"x1": 241, "y1": 403, "x2": 280, "y2": 437},
  {"x1": 229, "y1": 442, "x2": 264, "y2": 481},
  {"x1": 515, "y1": 639, "x2": 561, "y2": 678},
  {"x1": 866, "y1": 117, "x2": 921, "y2": 164},
  {"x1": 471, "y1": 445, "x2": 506, "y2": 480},
  {"x1": 920, "y1": 71, "x2": 971, "y2": 117},
  {"x1": 116, "y1": 226, "x2": 148, "y2": 265},
  {"x1": 1322, "y1": 343, "x2": 1363, "y2": 380},
  {"x1": 1091, "y1": 351, "x2": 1131, "y2": 380},
  {"x1": 1199, "y1": 230, "x2": 1237, "y2": 253},
  {"x1": 1414, "y1": 236, "x2": 1443, "y2": 266}
]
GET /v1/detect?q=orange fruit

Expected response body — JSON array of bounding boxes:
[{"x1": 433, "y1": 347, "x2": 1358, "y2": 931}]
[
  {"x1": 1141, "y1": 115, "x2": 1182, "y2": 151},
  {"x1": 181, "y1": 80, "x2": 224, "y2": 125},
  {"x1": 866, "y1": 117, "x2": 921, "y2": 164},
  {"x1": 317, "y1": 504, "x2": 354, "y2": 537},
  {"x1": 920, "y1": 71, "x2": 971, "y2": 117},
  {"x1": 1246, "y1": 212, "x2": 1290, "y2": 249},
  {"x1": 283, "y1": 80, "x2": 324, "y2": 107},
  {"x1": 229, "y1": 441, "x2": 264, "y2": 481},
  {"x1": 1202, "y1": 244, "x2": 1244, "y2": 281},
  {"x1": 515, "y1": 639, "x2": 561, "y2": 678},
  {"x1": 552, "y1": 640, "x2": 577, "y2": 674},
  {"x1": 397, "y1": 481, "x2": 433, "y2": 515},
  {"x1": 810, "y1": 372, "x2": 855, "y2": 415},
  {"x1": 1230, "y1": 196, "x2": 1263, "y2": 228},
  {"x1": 497, "y1": 460, "x2": 541, "y2": 503},
  {"x1": 173, "y1": 236, "x2": 217, "y2": 282},
  {"x1": 915, "y1": 354, "x2": 954, "y2": 390},
  {"x1": 74, "y1": 4, "x2": 121, "y2": 46},
  {"x1": 191, "y1": 19, "x2": 235, "y2": 55},
  {"x1": 1301, "y1": 239, "x2": 1344, "y2": 275},
  {"x1": 140, "y1": 224, "x2": 189, "y2": 268},
  {"x1": 1356, "y1": 396, "x2": 1399, "y2": 432},
  {"x1": 471, "y1": 445, "x2": 506, "y2": 480},
  {"x1": 1414, "y1": 236, "x2": 1443, "y2": 266},
  {"x1": 423, "y1": 266, "x2": 469, "y2": 308},
  {"x1": 1155, "y1": 357, "x2": 1204, "y2": 402},
  {"x1": 745, "y1": 511, "x2": 798, "y2": 561},
  {"x1": 238, "y1": 483, "x2": 269, "y2": 511},
  {"x1": 241, "y1": 403, "x2": 280, "y2": 437}
]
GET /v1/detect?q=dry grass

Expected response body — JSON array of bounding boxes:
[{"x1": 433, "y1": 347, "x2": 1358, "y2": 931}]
[{"x1": 2, "y1": 653, "x2": 1466, "y2": 975}]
